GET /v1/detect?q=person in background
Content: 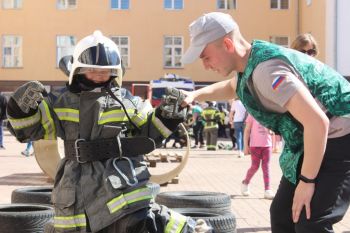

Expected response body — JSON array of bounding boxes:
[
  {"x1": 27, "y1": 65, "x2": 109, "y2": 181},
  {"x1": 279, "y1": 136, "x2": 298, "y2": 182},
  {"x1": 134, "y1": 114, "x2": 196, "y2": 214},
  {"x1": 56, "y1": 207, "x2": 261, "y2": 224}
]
[
  {"x1": 228, "y1": 99, "x2": 237, "y2": 150},
  {"x1": 181, "y1": 12, "x2": 350, "y2": 232},
  {"x1": 191, "y1": 101, "x2": 205, "y2": 148},
  {"x1": 217, "y1": 105, "x2": 227, "y2": 138},
  {"x1": 202, "y1": 101, "x2": 220, "y2": 150},
  {"x1": 242, "y1": 114, "x2": 274, "y2": 199},
  {"x1": 291, "y1": 33, "x2": 318, "y2": 57},
  {"x1": 0, "y1": 93, "x2": 7, "y2": 149},
  {"x1": 230, "y1": 99, "x2": 246, "y2": 157},
  {"x1": 21, "y1": 141, "x2": 34, "y2": 157}
]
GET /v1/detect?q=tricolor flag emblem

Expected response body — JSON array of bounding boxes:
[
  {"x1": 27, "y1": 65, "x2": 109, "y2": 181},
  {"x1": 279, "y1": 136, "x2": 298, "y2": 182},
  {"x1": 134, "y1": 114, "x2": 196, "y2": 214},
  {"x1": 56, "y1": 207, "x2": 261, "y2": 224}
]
[{"x1": 272, "y1": 76, "x2": 286, "y2": 90}]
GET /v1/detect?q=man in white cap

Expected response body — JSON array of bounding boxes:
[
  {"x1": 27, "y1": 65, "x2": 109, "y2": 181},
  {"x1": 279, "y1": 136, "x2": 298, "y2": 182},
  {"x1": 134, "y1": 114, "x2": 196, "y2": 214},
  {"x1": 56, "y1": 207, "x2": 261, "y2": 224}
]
[{"x1": 181, "y1": 12, "x2": 350, "y2": 233}]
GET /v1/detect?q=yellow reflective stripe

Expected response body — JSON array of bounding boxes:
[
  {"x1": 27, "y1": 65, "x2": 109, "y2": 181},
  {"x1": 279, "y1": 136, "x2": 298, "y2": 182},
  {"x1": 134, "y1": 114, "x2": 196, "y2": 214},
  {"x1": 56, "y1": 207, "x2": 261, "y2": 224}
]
[
  {"x1": 54, "y1": 214, "x2": 86, "y2": 229},
  {"x1": 39, "y1": 100, "x2": 56, "y2": 140},
  {"x1": 8, "y1": 111, "x2": 41, "y2": 129},
  {"x1": 131, "y1": 101, "x2": 153, "y2": 127},
  {"x1": 98, "y1": 109, "x2": 134, "y2": 125},
  {"x1": 54, "y1": 108, "x2": 79, "y2": 122},
  {"x1": 165, "y1": 210, "x2": 187, "y2": 233},
  {"x1": 151, "y1": 112, "x2": 172, "y2": 138},
  {"x1": 107, "y1": 187, "x2": 152, "y2": 214}
]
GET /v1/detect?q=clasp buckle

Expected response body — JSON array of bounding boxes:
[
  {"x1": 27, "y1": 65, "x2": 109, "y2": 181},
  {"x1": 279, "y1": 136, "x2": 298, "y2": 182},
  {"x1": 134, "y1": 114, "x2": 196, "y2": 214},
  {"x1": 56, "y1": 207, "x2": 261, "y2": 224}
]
[{"x1": 74, "y1": 139, "x2": 87, "y2": 164}]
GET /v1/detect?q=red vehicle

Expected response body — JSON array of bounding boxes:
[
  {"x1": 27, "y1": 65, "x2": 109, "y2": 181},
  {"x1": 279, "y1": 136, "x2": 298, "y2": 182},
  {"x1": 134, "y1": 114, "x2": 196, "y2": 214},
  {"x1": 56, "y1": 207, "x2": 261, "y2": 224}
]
[{"x1": 131, "y1": 74, "x2": 195, "y2": 107}]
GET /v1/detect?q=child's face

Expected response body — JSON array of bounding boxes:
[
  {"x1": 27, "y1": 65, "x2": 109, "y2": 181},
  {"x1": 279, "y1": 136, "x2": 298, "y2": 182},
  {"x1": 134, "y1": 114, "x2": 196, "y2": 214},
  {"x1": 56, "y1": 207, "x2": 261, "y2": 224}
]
[{"x1": 81, "y1": 68, "x2": 111, "y2": 83}]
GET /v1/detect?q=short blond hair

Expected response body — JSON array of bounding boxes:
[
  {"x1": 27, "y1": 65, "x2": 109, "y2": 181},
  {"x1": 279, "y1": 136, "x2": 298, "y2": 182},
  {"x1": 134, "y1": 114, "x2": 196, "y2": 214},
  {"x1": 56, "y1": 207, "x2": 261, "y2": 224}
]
[{"x1": 291, "y1": 33, "x2": 319, "y2": 56}]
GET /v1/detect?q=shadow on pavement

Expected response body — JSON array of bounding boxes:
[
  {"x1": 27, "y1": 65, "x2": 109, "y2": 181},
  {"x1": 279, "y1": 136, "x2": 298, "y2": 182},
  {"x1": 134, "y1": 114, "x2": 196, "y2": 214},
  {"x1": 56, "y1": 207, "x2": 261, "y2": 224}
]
[
  {"x1": 0, "y1": 173, "x2": 52, "y2": 186},
  {"x1": 237, "y1": 227, "x2": 271, "y2": 232}
]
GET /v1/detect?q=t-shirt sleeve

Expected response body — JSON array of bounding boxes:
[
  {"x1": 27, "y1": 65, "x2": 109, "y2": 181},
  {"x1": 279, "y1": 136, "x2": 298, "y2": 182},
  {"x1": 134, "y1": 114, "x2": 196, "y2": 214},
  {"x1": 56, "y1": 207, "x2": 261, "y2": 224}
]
[{"x1": 252, "y1": 59, "x2": 304, "y2": 108}]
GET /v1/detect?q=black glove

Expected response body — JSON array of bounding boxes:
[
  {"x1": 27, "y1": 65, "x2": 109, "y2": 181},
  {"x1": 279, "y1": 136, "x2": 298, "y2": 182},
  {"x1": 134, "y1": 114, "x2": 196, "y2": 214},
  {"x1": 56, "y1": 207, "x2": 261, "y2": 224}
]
[
  {"x1": 12, "y1": 81, "x2": 47, "y2": 113},
  {"x1": 158, "y1": 87, "x2": 188, "y2": 120}
]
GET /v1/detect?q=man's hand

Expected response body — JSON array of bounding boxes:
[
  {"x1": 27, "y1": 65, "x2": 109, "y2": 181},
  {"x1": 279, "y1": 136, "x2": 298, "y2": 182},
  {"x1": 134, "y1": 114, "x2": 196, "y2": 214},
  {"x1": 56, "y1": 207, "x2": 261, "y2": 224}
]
[
  {"x1": 292, "y1": 181, "x2": 315, "y2": 223},
  {"x1": 181, "y1": 90, "x2": 195, "y2": 108},
  {"x1": 159, "y1": 87, "x2": 188, "y2": 120},
  {"x1": 12, "y1": 81, "x2": 47, "y2": 113}
]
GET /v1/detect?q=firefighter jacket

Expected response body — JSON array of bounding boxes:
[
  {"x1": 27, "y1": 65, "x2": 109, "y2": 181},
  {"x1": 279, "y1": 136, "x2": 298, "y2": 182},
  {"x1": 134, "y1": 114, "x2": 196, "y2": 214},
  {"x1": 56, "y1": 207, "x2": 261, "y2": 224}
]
[
  {"x1": 202, "y1": 106, "x2": 220, "y2": 129},
  {"x1": 7, "y1": 86, "x2": 189, "y2": 233}
]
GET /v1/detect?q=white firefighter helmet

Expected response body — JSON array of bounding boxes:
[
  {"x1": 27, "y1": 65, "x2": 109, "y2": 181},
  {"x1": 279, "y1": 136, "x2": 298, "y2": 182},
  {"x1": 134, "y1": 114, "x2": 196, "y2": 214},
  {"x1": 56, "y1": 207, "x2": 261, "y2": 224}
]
[{"x1": 68, "y1": 30, "x2": 123, "y2": 86}]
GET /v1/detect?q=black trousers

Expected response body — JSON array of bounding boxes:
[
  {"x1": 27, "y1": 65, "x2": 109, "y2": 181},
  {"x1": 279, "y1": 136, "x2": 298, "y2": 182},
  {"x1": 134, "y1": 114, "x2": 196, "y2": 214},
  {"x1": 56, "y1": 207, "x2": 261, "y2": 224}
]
[
  {"x1": 193, "y1": 123, "x2": 204, "y2": 146},
  {"x1": 270, "y1": 134, "x2": 350, "y2": 233}
]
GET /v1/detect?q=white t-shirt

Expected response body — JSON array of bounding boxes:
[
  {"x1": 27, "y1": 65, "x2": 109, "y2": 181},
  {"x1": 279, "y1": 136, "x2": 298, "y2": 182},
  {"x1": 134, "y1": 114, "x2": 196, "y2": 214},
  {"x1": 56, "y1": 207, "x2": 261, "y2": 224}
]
[
  {"x1": 251, "y1": 59, "x2": 350, "y2": 138},
  {"x1": 231, "y1": 100, "x2": 246, "y2": 122}
]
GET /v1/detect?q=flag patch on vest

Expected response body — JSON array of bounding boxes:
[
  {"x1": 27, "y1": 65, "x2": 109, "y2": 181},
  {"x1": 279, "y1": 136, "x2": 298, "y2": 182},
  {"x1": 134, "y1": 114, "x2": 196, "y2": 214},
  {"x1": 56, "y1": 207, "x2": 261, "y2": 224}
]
[{"x1": 272, "y1": 76, "x2": 286, "y2": 90}]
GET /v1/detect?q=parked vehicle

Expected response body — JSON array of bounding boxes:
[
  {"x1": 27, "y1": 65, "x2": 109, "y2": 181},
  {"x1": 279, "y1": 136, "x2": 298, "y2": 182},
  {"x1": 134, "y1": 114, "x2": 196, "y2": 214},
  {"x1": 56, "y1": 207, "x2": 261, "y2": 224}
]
[{"x1": 131, "y1": 73, "x2": 195, "y2": 107}]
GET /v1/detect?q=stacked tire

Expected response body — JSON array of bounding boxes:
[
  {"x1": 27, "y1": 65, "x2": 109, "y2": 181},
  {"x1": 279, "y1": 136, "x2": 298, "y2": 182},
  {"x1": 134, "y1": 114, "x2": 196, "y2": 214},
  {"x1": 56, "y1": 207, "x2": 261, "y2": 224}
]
[
  {"x1": 0, "y1": 204, "x2": 54, "y2": 233},
  {"x1": 155, "y1": 191, "x2": 236, "y2": 233},
  {"x1": 11, "y1": 186, "x2": 53, "y2": 205}
]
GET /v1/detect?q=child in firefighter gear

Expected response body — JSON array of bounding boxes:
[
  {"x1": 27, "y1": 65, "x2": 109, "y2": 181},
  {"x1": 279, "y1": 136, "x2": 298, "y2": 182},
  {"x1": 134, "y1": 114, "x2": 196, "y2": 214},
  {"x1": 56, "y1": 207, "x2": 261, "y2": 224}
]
[
  {"x1": 6, "y1": 31, "x2": 205, "y2": 233},
  {"x1": 202, "y1": 101, "x2": 220, "y2": 151}
]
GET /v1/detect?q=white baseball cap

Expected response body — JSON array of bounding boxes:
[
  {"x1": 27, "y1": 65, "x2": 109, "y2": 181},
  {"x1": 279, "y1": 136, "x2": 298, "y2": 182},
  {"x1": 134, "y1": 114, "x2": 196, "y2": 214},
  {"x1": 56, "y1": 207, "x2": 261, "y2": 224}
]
[{"x1": 181, "y1": 12, "x2": 238, "y2": 64}]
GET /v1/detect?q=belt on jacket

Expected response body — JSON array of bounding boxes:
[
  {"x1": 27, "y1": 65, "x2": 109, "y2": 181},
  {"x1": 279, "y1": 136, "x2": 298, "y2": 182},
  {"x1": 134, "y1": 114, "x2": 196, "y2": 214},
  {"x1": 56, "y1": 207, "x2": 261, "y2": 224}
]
[{"x1": 64, "y1": 137, "x2": 156, "y2": 163}]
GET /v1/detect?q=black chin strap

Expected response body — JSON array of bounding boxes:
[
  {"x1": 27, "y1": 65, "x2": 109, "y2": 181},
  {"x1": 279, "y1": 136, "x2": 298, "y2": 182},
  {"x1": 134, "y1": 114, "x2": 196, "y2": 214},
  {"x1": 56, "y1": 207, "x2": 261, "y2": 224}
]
[{"x1": 106, "y1": 87, "x2": 141, "y2": 133}]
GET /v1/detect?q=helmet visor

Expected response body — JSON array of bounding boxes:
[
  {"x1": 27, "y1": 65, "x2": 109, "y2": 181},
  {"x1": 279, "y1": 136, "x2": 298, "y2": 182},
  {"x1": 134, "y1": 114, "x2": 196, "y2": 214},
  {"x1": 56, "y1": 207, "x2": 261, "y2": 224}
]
[{"x1": 77, "y1": 43, "x2": 121, "y2": 66}]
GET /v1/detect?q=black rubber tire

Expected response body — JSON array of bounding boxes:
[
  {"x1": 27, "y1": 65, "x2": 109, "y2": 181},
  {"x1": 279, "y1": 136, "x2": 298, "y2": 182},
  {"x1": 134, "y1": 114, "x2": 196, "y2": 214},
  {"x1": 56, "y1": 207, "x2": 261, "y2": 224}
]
[
  {"x1": 147, "y1": 182, "x2": 160, "y2": 197},
  {"x1": 155, "y1": 191, "x2": 231, "y2": 212},
  {"x1": 172, "y1": 208, "x2": 236, "y2": 233},
  {"x1": 11, "y1": 186, "x2": 53, "y2": 205},
  {"x1": 0, "y1": 204, "x2": 54, "y2": 233}
]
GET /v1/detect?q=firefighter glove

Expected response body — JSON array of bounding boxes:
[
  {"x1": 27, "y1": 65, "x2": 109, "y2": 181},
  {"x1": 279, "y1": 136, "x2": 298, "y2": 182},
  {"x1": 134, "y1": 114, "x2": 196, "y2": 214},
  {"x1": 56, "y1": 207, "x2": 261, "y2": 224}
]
[
  {"x1": 12, "y1": 81, "x2": 47, "y2": 113},
  {"x1": 159, "y1": 87, "x2": 188, "y2": 120}
]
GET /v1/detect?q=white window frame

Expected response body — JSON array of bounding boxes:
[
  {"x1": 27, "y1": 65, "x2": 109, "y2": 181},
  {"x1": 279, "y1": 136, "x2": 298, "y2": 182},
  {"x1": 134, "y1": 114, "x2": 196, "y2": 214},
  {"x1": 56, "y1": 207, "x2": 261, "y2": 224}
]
[
  {"x1": 57, "y1": 0, "x2": 77, "y2": 10},
  {"x1": 269, "y1": 36, "x2": 289, "y2": 47},
  {"x1": 110, "y1": 0, "x2": 129, "y2": 10},
  {"x1": 164, "y1": 0, "x2": 184, "y2": 10},
  {"x1": 110, "y1": 36, "x2": 130, "y2": 68},
  {"x1": 56, "y1": 35, "x2": 76, "y2": 67},
  {"x1": 2, "y1": 0, "x2": 22, "y2": 9},
  {"x1": 270, "y1": 0, "x2": 289, "y2": 9},
  {"x1": 2, "y1": 35, "x2": 23, "y2": 68},
  {"x1": 217, "y1": 0, "x2": 236, "y2": 10},
  {"x1": 163, "y1": 36, "x2": 183, "y2": 68}
]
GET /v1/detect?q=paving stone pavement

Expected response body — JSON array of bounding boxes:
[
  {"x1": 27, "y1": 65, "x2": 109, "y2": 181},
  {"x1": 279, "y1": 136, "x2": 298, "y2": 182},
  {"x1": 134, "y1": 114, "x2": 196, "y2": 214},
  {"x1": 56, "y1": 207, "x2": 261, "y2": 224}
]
[{"x1": 0, "y1": 131, "x2": 349, "y2": 233}]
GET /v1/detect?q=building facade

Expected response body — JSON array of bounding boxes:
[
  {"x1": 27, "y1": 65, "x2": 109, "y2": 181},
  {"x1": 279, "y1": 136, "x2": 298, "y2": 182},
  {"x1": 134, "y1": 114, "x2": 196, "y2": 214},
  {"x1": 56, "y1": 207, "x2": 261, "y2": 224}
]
[{"x1": 0, "y1": 0, "x2": 338, "y2": 93}]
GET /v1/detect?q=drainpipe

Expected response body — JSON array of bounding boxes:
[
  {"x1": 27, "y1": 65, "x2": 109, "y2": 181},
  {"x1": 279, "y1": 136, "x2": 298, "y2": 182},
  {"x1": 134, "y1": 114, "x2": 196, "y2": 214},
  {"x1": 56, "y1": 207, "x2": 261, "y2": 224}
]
[
  {"x1": 334, "y1": 0, "x2": 338, "y2": 70},
  {"x1": 296, "y1": 0, "x2": 300, "y2": 36}
]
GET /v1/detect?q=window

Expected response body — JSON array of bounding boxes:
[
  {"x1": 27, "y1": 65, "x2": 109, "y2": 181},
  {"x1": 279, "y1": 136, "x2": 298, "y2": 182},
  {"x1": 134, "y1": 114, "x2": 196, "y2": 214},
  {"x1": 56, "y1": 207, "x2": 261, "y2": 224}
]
[
  {"x1": 110, "y1": 36, "x2": 130, "y2": 67},
  {"x1": 2, "y1": 0, "x2": 22, "y2": 9},
  {"x1": 271, "y1": 0, "x2": 289, "y2": 9},
  {"x1": 57, "y1": 0, "x2": 76, "y2": 9},
  {"x1": 56, "y1": 35, "x2": 76, "y2": 67},
  {"x1": 111, "y1": 0, "x2": 129, "y2": 10},
  {"x1": 217, "y1": 0, "x2": 236, "y2": 10},
  {"x1": 270, "y1": 36, "x2": 289, "y2": 47},
  {"x1": 163, "y1": 36, "x2": 183, "y2": 68},
  {"x1": 2, "y1": 35, "x2": 22, "y2": 67},
  {"x1": 164, "y1": 0, "x2": 183, "y2": 10}
]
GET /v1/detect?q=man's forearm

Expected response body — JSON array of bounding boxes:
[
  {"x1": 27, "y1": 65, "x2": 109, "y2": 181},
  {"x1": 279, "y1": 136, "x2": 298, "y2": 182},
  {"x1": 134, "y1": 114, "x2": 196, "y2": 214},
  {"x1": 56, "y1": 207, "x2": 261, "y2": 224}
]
[
  {"x1": 194, "y1": 79, "x2": 237, "y2": 102},
  {"x1": 301, "y1": 118, "x2": 328, "y2": 179}
]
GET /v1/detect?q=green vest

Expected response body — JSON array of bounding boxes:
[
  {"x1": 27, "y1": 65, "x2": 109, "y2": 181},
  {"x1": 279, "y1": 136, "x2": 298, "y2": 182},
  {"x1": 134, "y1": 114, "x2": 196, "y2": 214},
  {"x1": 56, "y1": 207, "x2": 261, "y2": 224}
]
[{"x1": 237, "y1": 40, "x2": 350, "y2": 184}]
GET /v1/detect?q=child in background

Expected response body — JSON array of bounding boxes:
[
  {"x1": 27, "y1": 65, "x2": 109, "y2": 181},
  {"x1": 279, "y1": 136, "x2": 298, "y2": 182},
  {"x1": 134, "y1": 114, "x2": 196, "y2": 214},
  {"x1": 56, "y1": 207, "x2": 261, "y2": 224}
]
[{"x1": 241, "y1": 114, "x2": 275, "y2": 199}]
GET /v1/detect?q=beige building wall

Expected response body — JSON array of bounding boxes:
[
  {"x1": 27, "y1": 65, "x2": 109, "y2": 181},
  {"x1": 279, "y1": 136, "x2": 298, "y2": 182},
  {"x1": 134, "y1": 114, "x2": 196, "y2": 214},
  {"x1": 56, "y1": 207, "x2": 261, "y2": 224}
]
[
  {"x1": 0, "y1": 0, "x2": 325, "y2": 91},
  {"x1": 299, "y1": 0, "x2": 326, "y2": 61}
]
